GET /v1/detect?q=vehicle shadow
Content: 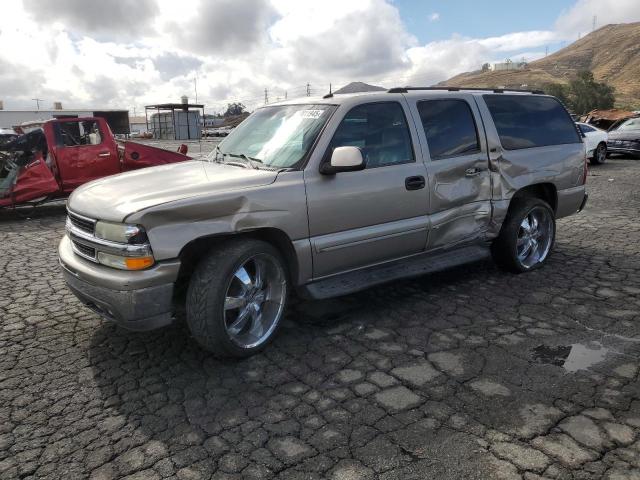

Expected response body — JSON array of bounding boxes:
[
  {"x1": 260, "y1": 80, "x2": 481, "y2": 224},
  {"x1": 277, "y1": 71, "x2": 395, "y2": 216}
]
[{"x1": 0, "y1": 201, "x2": 67, "y2": 222}]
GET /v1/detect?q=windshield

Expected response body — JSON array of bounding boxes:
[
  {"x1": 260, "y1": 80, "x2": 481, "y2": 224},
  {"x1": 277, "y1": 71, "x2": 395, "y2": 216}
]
[
  {"x1": 208, "y1": 104, "x2": 335, "y2": 169},
  {"x1": 615, "y1": 118, "x2": 640, "y2": 131}
]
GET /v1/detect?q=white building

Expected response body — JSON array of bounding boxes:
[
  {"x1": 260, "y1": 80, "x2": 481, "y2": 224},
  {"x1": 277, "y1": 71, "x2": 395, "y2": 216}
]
[{"x1": 490, "y1": 61, "x2": 527, "y2": 72}]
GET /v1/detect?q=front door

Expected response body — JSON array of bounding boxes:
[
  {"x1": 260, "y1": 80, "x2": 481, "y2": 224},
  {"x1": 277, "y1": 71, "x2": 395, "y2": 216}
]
[
  {"x1": 408, "y1": 95, "x2": 492, "y2": 250},
  {"x1": 304, "y1": 101, "x2": 429, "y2": 278},
  {"x1": 54, "y1": 120, "x2": 119, "y2": 191}
]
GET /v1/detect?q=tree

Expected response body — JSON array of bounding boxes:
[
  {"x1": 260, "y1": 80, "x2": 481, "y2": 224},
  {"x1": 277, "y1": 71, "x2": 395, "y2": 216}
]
[
  {"x1": 541, "y1": 71, "x2": 614, "y2": 114},
  {"x1": 542, "y1": 82, "x2": 569, "y2": 105},
  {"x1": 567, "y1": 71, "x2": 615, "y2": 114},
  {"x1": 224, "y1": 102, "x2": 246, "y2": 117}
]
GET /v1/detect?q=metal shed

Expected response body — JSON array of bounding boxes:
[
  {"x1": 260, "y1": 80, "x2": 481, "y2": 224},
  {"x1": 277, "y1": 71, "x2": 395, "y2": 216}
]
[{"x1": 145, "y1": 101, "x2": 205, "y2": 140}]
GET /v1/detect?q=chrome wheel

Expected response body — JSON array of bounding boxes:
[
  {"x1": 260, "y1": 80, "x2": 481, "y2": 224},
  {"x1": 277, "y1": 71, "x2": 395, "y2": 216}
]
[
  {"x1": 223, "y1": 253, "x2": 286, "y2": 349},
  {"x1": 516, "y1": 206, "x2": 554, "y2": 269},
  {"x1": 596, "y1": 143, "x2": 607, "y2": 163}
]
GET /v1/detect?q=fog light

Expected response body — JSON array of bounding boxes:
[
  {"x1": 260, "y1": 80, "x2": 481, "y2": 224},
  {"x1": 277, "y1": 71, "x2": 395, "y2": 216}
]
[{"x1": 97, "y1": 252, "x2": 155, "y2": 270}]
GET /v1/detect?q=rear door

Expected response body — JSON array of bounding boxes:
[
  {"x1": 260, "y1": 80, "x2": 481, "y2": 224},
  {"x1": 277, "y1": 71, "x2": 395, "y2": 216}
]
[
  {"x1": 304, "y1": 100, "x2": 429, "y2": 278},
  {"x1": 407, "y1": 94, "x2": 492, "y2": 250},
  {"x1": 54, "y1": 119, "x2": 119, "y2": 191}
]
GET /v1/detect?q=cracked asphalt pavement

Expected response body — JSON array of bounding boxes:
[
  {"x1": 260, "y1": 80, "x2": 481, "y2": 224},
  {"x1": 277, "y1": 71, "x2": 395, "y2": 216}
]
[{"x1": 1, "y1": 158, "x2": 640, "y2": 480}]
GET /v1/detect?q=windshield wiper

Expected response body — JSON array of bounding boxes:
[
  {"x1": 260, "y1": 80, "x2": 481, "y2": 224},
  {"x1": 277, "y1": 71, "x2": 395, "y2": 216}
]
[{"x1": 226, "y1": 152, "x2": 264, "y2": 170}]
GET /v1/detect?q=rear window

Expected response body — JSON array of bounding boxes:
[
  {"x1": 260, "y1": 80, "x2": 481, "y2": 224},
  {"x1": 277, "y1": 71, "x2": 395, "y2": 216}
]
[{"x1": 484, "y1": 95, "x2": 581, "y2": 150}]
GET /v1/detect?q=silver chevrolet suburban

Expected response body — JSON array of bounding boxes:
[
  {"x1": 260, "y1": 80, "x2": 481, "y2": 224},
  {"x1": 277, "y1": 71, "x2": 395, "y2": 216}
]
[{"x1": 59, "y1": 87, "x2": 588, "y2": 357}]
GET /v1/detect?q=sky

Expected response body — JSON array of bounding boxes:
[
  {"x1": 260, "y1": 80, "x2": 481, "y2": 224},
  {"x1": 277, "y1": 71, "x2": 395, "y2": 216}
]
[{"x1": 1, "y1": 0, "x2": 639, "y2": 114}]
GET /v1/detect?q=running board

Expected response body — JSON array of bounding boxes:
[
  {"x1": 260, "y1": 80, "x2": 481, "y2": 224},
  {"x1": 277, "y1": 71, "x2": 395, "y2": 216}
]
[{"x1": 302, "y1": 245, "x2": 491, "y2": 300}]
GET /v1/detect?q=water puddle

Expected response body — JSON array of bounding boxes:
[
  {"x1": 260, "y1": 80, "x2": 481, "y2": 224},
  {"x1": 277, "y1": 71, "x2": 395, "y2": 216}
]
[{"x1": 532, "y1": 342, "x2": 608, "y2": 373}]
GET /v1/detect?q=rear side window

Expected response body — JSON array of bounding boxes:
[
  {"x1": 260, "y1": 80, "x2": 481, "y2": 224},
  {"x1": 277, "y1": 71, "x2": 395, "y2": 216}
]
[
  {"x1": 417, "y1": 99, "x2": 480, "y2": 160},
  {"x1": 484, "y1": 95, "x2": 581, "y2": 150},
  {"x1": 329, "y1": 102, "x2": 414, "y2": 168}
]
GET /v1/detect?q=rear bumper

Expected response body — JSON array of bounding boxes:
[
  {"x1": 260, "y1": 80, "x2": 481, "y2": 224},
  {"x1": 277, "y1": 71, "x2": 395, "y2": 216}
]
[
  {"x1": 578, "y1": 193, "x2": 588, "y2": 213},
  {"x1": 556, "y1": 185, "x2": 587, "y2": 219},
  {"x1": 59, "y1": 235, "x2": 180, "y2": 331}
]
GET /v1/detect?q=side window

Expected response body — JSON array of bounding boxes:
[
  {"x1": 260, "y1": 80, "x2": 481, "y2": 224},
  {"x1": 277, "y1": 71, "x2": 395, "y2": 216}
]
[
  {"x1": 329, "y1": 102, "x2": 414, "y2": 168},
  {"x1": 417, "y1": 99, "x2": 480, "y2": 160},
  {"x1": 579, "y1": 124, "x2": 594, "y2": 133},
  {"x1": 58, "y1": 121, "x2": 103, "y2": 147},
  {"x1": 483, "y1": 95, "x2": 582, "y2": 150}
]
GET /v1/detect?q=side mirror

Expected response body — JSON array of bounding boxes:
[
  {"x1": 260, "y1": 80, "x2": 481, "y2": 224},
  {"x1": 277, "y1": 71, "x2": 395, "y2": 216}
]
[{"x1": 320, "y1": 146, "x2": 366, "y2": 175}]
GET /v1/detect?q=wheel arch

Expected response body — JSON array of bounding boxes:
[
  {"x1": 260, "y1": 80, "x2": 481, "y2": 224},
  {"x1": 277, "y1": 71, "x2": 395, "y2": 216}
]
[
  {"x1": 175, "y1": 228, "x2": 299, "y2": 297},
  {"x1": 510, "y1": 183, "x2": 558, "y2": 213}
]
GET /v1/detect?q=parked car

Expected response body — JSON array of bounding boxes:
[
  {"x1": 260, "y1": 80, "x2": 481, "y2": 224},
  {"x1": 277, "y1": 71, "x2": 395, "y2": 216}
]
[
  {"x1": 607, "y1": 117, "x2": 640, "y2": 158},
  {"x1": 0, "y1": 127, "x2": 18, "y2": 147},
  {"x1": 0, "y1": 117, "x2": 190, "y2": 208},
  {"x1": 576, "y1": 122, "x2": 608, "y2": 164},
  {"x1": 60, "y1": 88, "x2": 587, "y2": 357}
]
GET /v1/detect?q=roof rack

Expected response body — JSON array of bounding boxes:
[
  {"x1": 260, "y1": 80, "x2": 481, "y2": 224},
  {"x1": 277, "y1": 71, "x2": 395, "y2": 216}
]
[{"x1": 387, "y1": 86, "x2": 545, "y2": 95}]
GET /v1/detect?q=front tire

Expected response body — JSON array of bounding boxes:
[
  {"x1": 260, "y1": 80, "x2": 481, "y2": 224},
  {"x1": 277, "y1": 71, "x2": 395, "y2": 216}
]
[
  {"x1": 491, "y1": 197, "x2": 556, "y2": 273},
  {"x1": 186, "y1": 239, "x2": 288, "y2": 357},
  {"x1": 590, "y1": 142, "x2": 607, "y2": 165}
]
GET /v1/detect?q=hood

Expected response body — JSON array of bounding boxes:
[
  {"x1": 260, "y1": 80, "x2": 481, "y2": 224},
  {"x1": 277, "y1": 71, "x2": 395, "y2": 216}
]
[{"x1": 68, "y1": 160, "x2": 279, "y2": 222}]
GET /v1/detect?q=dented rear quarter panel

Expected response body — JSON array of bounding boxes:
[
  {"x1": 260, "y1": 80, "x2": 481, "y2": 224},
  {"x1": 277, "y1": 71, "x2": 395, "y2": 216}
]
[{"x1": 474, "y1": 95, "x2": 586, "y2": 223}]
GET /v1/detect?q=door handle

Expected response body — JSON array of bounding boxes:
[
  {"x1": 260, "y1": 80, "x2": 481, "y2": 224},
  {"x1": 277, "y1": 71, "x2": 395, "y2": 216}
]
[
  {"x1": 98, "y1": 152, "x2": 111, "y2": 157},
  {"x1": 405, "y1": 175, "x2": 425, "y2": 190},
  {"x1": 465, "y1": 167, "x2": 483, "y2": 177}
]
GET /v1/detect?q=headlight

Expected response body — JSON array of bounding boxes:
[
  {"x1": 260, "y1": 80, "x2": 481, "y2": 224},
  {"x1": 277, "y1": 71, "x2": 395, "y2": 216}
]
[
  {"x1": 97, "y1": 252, "x2": 155, "y2": 270},
  {"x1": 95, "y1": 221, "x2": 148, "y2": 244}
]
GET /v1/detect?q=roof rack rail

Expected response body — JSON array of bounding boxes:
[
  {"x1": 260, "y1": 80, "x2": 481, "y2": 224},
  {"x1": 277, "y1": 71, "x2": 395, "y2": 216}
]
[{"x1": 388, "y1": 86, "x2": 545, "y2": 95}]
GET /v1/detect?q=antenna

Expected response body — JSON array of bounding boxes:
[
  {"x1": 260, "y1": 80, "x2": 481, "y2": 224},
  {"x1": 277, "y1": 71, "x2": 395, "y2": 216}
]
[
  {"x1": 306, "y1": 83, "x2": 311, "y2": 96},
  {"x1": 592, "y1": 15, "x2": 597, "y2": 31},
  {"x1": 264, "y1": 88, "x2": 268, "y2": 105},
  {"x1": 545, "y1": 45, "x2": 548, "y2": 57},
  {"x1": 194, "y1": 74, "x2": 198, "y2": 104}
]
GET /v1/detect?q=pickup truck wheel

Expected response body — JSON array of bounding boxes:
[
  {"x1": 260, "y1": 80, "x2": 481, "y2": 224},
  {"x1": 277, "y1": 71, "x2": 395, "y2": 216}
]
[
  {"x1": 186, "y1": 239, "x2": 288, "y2": 357},
  {"x1": 491, "y1": 197, "x2": 556, "y2": 273},
  {"x1": 590, "y1": 142, "x2": 607, "y2": 165}
]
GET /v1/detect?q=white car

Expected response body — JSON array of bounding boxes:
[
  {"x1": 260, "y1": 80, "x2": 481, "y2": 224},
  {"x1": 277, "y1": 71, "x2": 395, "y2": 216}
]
[{"x1": 577, "y1": 122, "x2": 608, "y2": 165}]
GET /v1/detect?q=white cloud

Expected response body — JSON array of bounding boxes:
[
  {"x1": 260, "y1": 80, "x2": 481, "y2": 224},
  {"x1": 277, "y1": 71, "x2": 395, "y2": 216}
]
[
  {"x1": 0, "y1": 0, "x2": 638, "y2": 114},
  {"x1": 555, "y1": 0, "x2": 640, "y2": 37},
  {"x1": 429, "y1": 12, "x2": 440, "y2": 22}
]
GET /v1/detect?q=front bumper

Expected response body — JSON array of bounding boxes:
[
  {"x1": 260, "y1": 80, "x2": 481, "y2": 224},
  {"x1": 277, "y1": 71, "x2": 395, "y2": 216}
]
[
  {"x1": 607, "y1": 146, "x2": 640, "y2": 156},
  {"x1": 59, "y1": 235, "x2": 180, "y2": 331}
]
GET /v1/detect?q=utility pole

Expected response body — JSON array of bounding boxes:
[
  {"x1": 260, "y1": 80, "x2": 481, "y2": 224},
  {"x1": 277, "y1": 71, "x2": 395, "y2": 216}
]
[
  {"x1": 545, "y1": 45, "x2": 548, "y2": 57},
  {"x1": 285, "y1": 90, "x2": 287, "y2": 100},
  {"x1": 306, "y1": 83, "x2": 310, "y2": 96},
  {"x1": 194, "y1": 75, "x2": 198, "y2": 104},
  {"x1": 592, "y1": 15, "x2": 597, "y2": 31},
  {"x1": 32, "y1": 98, "x2": 43, "y2": 110},
  {"x1": 264, "y1": 88, "x2": 268, "y2": 105}
]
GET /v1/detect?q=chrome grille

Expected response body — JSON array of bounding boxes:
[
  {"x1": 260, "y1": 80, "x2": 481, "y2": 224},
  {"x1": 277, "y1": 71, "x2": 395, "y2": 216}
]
[
  {"x1": 67, "y1": 211, "x2": 96, "y2": 234},
  {"x1": 71, "y1": 240, "x2": 96, "y2": 260}
]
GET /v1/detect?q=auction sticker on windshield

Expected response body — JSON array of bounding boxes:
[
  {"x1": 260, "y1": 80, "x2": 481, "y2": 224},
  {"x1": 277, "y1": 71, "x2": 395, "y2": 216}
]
[{"x1": 299, "y1": 110, "x2": 325, "y2": 119}]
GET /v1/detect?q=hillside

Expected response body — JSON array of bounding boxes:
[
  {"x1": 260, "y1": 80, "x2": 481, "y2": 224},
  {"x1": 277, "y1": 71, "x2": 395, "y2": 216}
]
[
  {"x1": 441, "y1": 22, "x2": 640, "y2": 108},
  {"x1": 334, "y1": 82, "x2": 385, "y2": 94}
]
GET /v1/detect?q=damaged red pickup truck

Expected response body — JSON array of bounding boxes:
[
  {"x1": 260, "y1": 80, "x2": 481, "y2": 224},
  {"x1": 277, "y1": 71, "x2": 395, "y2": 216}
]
[{"x1": 0, "y1": 117, "x2": 190, "y2": 208}]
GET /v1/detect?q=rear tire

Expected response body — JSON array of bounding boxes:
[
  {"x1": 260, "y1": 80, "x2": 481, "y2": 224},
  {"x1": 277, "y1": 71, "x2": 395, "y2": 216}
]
[
  {"x1": 491, "y1": 197, "x2": 556, "y2": 273},
  {"x1": 590, "y1": 142, "x2": 607, "y2": 165},
  {"x1": 186, "y1": 239, "x2": 288, "y2": 358}
]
